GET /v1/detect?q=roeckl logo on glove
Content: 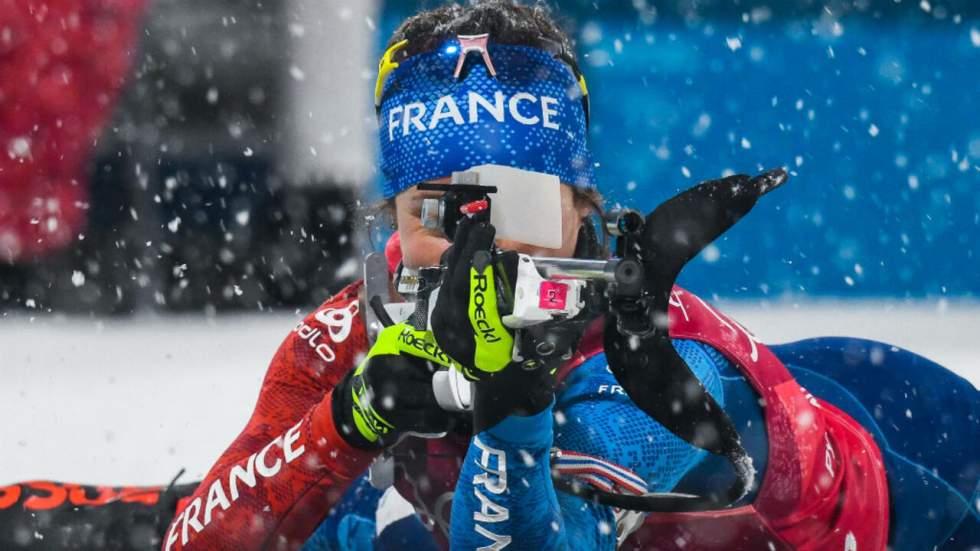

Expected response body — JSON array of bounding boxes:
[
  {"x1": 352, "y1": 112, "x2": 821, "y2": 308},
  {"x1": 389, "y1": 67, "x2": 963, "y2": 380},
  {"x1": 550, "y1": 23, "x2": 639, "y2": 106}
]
[
  {"x1": 397, "y1": 328, "x2": 451, "y2": 364},
  {"x1": 471, "y1": 272, "x2": 502, "y2": 344}
]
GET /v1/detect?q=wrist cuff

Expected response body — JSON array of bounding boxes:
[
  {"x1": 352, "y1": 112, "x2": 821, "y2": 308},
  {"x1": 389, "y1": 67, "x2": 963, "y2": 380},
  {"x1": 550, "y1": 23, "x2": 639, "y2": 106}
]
[{"x1": 326, "y1": 379, "x2": 384, "y2": 451}]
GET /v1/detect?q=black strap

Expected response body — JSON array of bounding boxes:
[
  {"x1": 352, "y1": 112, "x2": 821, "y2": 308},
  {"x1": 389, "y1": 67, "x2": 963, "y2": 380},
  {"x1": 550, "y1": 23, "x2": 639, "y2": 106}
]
[{"x1": 554, "y1": 170, "x2": 787, "y2": 513}]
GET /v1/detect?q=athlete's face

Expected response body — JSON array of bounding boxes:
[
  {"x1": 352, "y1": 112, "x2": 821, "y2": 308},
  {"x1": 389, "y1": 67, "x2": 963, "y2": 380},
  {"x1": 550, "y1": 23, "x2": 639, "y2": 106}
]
[{"x1": 395, "y1": 178, "x2": 591, "y2": 269}]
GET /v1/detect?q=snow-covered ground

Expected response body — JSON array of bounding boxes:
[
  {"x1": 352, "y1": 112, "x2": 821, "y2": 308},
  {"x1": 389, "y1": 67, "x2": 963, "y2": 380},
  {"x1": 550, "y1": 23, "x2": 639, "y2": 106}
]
[{"x1": 1, "y1": 302, "x2": 977, "y2": 487}]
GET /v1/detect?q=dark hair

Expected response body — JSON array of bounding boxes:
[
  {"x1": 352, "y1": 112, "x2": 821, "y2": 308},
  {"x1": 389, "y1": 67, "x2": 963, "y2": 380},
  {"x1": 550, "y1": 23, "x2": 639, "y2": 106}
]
[{"x1": 387, "y1": 1, "x2": 577, "y2": 63}]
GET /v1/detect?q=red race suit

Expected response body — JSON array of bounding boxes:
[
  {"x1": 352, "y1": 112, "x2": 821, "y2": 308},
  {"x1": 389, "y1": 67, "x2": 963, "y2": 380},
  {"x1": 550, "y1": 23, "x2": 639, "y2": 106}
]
[
  {"x1": 164, "y1": 282, "x2": 889, "y2": 551},
  {"x1": 621, "y1": 289, "x2": 889, "y2": 550},
  {"x1": 162, "y1": 282, "x2": 380, "y2": 550}
]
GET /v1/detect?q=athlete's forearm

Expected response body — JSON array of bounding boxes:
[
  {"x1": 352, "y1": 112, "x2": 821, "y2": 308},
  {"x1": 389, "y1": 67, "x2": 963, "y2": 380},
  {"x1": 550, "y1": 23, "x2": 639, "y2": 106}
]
[
  {"x1": 449, "y1": 406, "x2": 568, "y2": 550},
  {"x1": 161, "y1": 390, "x2": 379, "y2": 551}
]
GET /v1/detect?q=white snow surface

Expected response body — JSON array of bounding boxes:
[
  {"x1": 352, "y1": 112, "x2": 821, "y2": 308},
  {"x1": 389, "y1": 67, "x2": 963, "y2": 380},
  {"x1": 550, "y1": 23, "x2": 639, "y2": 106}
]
[{"x1": 1, "y1": 302, "x2": 977, "y2": 487}]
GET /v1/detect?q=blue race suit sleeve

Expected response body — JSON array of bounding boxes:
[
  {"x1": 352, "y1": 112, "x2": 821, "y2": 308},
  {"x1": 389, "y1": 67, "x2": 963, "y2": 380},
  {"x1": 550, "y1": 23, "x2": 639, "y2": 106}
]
[
  {"x1": 450, "y1": 406, "x2": 593, "y2": 550},
  {"x1": 450, "y1": 340, "x2": 728, "y2": 551}
]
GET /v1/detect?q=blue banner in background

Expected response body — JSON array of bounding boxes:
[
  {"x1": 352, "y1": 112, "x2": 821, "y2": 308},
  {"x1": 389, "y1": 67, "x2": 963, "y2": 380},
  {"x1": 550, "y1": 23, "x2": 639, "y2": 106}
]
[{"x1": 379, "y1": 4, "x2": 979, "y2": 298}]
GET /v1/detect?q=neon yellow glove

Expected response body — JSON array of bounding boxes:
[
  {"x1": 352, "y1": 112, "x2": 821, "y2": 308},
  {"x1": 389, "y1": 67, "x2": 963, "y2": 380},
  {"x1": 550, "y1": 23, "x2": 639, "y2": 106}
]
[{"x1": 334, "y1": 322, "x2": 455, "y2": 448}]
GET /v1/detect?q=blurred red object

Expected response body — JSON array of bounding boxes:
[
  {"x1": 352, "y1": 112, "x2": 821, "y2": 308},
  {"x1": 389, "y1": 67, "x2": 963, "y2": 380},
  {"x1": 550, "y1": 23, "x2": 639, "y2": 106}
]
[
  {"x1": 383, "y1": 231, "x2": 401, "y2": 273},
  {"x1": 0, "y1": 0, "x2": 146, "y2": 263}
]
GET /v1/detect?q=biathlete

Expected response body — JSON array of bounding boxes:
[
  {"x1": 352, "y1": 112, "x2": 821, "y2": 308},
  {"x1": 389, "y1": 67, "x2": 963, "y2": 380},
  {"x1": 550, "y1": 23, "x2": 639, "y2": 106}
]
[{"x1": 1, "y1": 2, "x2": 976, "y2": 551}]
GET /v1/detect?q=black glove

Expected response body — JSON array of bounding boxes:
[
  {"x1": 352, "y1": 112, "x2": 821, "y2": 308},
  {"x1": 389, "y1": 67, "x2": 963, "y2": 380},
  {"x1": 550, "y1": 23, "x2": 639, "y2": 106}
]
[
  {"x1": 429, "y1": 217, "x2": 518, "y2": 381},
  {"x1": 333, "y1": 348, "x2": 451, "y2": 449},
  {"x1": 604, "y1": 170, "x2": 786, "y2": 503},
  {"x1": 430, "y1": 216, "x2": 581, "y2": 433}
]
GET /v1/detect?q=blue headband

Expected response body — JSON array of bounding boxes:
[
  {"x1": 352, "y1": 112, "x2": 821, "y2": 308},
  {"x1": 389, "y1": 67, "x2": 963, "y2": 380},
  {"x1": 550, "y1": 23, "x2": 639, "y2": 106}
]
[{"x1": 377, "y1": 39, "x2": 595, "y2": 198}]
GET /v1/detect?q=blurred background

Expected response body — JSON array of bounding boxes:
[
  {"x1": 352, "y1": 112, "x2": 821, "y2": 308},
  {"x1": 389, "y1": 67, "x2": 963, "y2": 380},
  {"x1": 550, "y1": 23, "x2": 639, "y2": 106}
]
[{"x1": 1, "y1": 0, "x2": 978, "y2": 485}]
